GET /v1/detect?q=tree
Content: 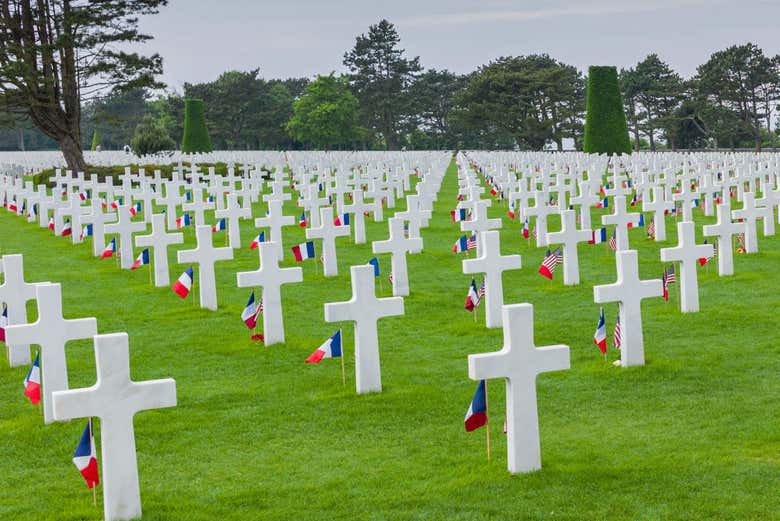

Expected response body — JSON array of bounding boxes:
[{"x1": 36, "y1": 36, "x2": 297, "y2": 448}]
[
  {"x1": 131, "y1": 115, "x2": 174, "y2": 155},
  {"x1": 583, "y1": 66, "x2": 632, "y2": 155},
  {"x1": 181, "y1": 99, "x2": 212, "y2": 153},
  {"x1": 407, "y1": 69, "x2": 466, "y2": 149},
  {"x1": 697, "y1": 43, "x2": 780, "y2": 151},
  {"x1": 343, "y1": 19, "x2": 421, "y2": 149},
  {"x1": 451, "y1": 55, "x2": 585, "y2": 150},
  {"x1": 81, "y1": 87, "x2": 148, "y2": 150},
  {"x1": 287, "y1": 74, "x2": 360, "y2": 150},
  {"x1": 0, "y1": 0, "x2": 167, "y2": 171}
]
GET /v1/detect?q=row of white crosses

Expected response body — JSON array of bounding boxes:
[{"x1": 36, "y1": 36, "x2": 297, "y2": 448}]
[{"x1": 0, "y1": 253, "x2": 176, "y2": 521}]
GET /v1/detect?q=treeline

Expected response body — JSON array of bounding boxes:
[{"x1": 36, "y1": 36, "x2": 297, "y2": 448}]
[{"x1": 2, "y1": 19, "x2": 779, "y2": 152}]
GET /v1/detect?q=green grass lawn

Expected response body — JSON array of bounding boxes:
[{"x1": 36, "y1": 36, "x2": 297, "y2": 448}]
[{"x1": 0, "y1": 159, "x2": 778, "y2": 520}]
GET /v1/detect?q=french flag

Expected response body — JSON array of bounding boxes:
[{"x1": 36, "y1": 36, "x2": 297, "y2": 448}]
[
  {"x1": 507, "y1": 202, "x2": 516, "y2": 220},
  {"x1": 100, "y1": 238, "x2": 116, "y2": 259},
  {"x1": 593, "y1": 307, "x2": 607, "y2": 355},
  {"x1": 627, "y1": 213, "x2": 645, "y2": 229},
  {"x1": 305, "y1": 330, "x2": 342, "y2": 364},
  {"x1": 596, "y1": 197, "x2": 609, "y2": 208},
  {"x1": 464, "y1": 278, "x2": 480, "y2": 312},
  {"x1": 212, "y1": 218, "x2": 226, "y2": 232},
  {"x1": 298, "y1": 211, "x2": 307, "y2": 227},
  {"x1": 129, "y1": 202, "x2": 142, "y2": 216},
  {"x1": 291, "y1": 241, "x2": 315, "y2": 262},
  {"x1": 79, "y1": 224, "x2": 93, "y2": 241},
  {"x1": 334, "y1": 213, "x2": 350, "y2": 226},
  {"x1": 78, "y1": 191, "x2": 88, "y2": 201},
  {"x1": 72, "y1": 421, "x2": 100, "y2": 489},
  {"x1": 522, "y1": 219, "x2": 530, "y2": 239},
  {"x1": 176, "y1": 214, "x2": 192, "y2": 228},
  {"x1": 249, "y1": 231, "x2": 265, "y2": 250},
  {"x1": 110, "y1": 198, "x2": 123, "y2": 209},
  {"x1": 130, "y1": 249, "x2": 150, "y2": 270},
  {"x1": 23, "y1": 353, "x2": 41, "y2": 405},
  {"x1": 172, "y1": 267, "x2": 194, "y2": 298},
  {"x1": 0, "y1": 305, "x2": 7, "y2": 342},
  {"x1": 8, "y1": 200, "x2": 18, "y2": 213},
  {"x1": 589, "y1": 227, "x2": 607, "y2": 244},
  {"x1": 48, "y1": 217, "x2": 54, "y2": 230},
  {"x1": 451, "y1": 208, "x2": 467, "y2": 222},
  {"x1": 453, "y1": 235, "x2": 469, "y2": 253},
  {"x1": 61, "y1": 220, "x2": 72, "y2": 237},
  {"x1": 241, "y1": 291, "x2": 262, "y2": 329},
  {"x1": 464, "y1": 380, "x2": 488, "y2": 432}
]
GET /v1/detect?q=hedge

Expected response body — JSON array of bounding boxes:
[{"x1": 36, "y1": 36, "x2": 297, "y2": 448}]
[
  {"x1": 583, "y1": 66, "x2": 632, "y2": 155},
  {"x1": 181, "y1": 98, "x2": 213, "y2": 153}
]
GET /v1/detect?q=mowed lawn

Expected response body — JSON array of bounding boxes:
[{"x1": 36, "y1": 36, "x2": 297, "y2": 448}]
[{"x1": 0, "y1": 159, "x2": 778, "y2": 521}]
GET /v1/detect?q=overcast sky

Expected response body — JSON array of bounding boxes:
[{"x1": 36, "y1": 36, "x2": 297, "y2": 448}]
[{"x1": 136, "y1": 0, "x2": 780, "y2": 91}]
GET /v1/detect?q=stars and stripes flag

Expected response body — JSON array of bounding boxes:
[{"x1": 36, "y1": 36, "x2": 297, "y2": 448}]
[
  {"x1": 608, "y1": 229, "x2": 617, "y2": 251},
  {"x1": 662, "y1": 269, "x2": 669, "y2": 302},
  {"x1": 72, "y1": 420, "x2": 100, "y2": 489},
  {"x1": 477, "y1": 278, "x2": 486, "y2": 299},
  {"x1": 665, "y1": 264, "x2": 677, "y2": 285},
  {"x1": 464, "y1": 380, "x2": 487, "y2": 432},
  {"x1": 613, "y1": 311, "x2": 622, "y2": 349},
  {"x1": 465, "y1": 278, "x2": 481, "y2": 312},
  {"x1": 467, "y1": 234, "x2": 477, "y2": 250},
  {"x1": 305, "y1": 330, "x2": 342, "y2": 364},
  {"x1": 736, "y1": 232, "x2": 746, "y2": 252},
  {"x1": 172, "y1": 266, "x2": 194, "y2": 298},
  {"x1": 130, "y1": 249, "x2": 150, "y2": 270},
  {"x1": 593, "y1": 307, "x2": 607, "y2": 355},
  {"x1": 23, "y1": 352, "x2": 41, "y2": 405},
  {"x1": 241, "y1": 291, "x2": 262, "y2": 329},
  {"x1": 538, "y1": 248, "x2": 563, "y2": 279},
  {"x1": 100, "y1": 238, "x2": 116, "y2": 259},
  {"x1": 647, "y1": 218, "x2": 656, "y2": 238},
  {"x1": 249, "y1": 231, "x2": 265, "y2": 250}
]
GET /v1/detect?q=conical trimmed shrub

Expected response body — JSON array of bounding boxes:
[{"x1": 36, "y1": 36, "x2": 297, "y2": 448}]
[
  {"x1": 583, "y1": 66, "x2": 631, "y2": 155},
  {"x1": 181, "y1": 99, "x2": 213, "y2": 153},
  {"x1": 90, "y1": 129, "x2": 101, "y2": 151}
]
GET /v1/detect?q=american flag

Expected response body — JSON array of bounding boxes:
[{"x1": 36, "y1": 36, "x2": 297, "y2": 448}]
[
  {"x1": 538, "y1": 248, "x2": 563, "y2": 279},
  {"x1": 478, "y1": 278, "x2": 486, "y2": 298},
  {"x1": 613, "y1": 311, "x2": 622, "y2": 349},
  {"x1": 467, "y1": 234, "x2": 478, "y2": 250},
  {"x1": 646, "y1": 218, "x2": 655, "y2": 238},
  {"x1": 608, "y1": 229, "x2": 617, "y2": 251},
  {"x1": 662, "y1": 270, "x2": 669, "y2": 302},
  {"x1": 737, "y1": 232, "x2": 745, "y2": 250},
  {"x1": 388, "y1": 272, "x2": 393, "y2": 285},
  {"x1": 532, "y1": 225, "x2": 537, "y2": 238},
  {"x1": 665, "y1": 264, "x2": 676, "y2": 284}
]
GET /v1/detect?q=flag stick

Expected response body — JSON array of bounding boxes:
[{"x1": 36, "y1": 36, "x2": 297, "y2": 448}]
[
  {"x1": 89, "y1": 417, "x2": 97, "y2": 507},
  {"x1": 485, "y1": 380, "x2": 491, "y2": 462},
  {"x1": 148, "y1": 263, "x2": 152, "y2": 286},
  {"x1": 339, "y1": 327, "x2": 346, "y2": 386}
]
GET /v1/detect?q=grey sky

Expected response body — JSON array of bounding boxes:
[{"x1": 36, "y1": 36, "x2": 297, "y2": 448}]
[{"x1": 137, "y1": 0, "x2": 780, "y2": 91}]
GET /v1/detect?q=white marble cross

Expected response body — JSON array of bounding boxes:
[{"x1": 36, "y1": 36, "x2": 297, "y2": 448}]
[
  {"x1": 660, "y1": 221, "x2": 713, "y2": 313},
  {"x1": 673, "y1": 181, "x2": 700, "y2": 222},
  {"x1": 81, "y1": 199, "x2": 118, "y2": 257},
  {"x1": 177, "y1": 225, "x2": 234, "y2": 310},
  {"x1": 523, "y1": 192, "x2": 558, "y2": 247},
  {"x1": 104, "y1": 205, "x2": 147, "y2": 270},
  {"x1": 298, "y1": 185, "x2": 329, "y2": 229},
  {"x1": 731, "y1": 192, "x2": 761, "y2": 254},
  {"x1": 468, "y1": 303, "x2": 569, "y2": 474},
  {"x1": 462, "y1": 231, "x2": 522, "y2": 328},
  {"x1": 182, "y1": 186, "x2": 215, "y2": 226},
  {"x1": 214, "y1": 194, "x2": 251, "y2": 249},
  {"x1": 341, "y1": 189, "x2": 373, "y2": 244},
  {"x1": 703, "y1": 203, "x2": 742, "y2": 276},
  {"x1": 593, "y1": 250, "x2": 662, "y2": 367},
  {"x1": 461, "y1": 199, "x2": 502, "y2": 236},
  {"x1": 394, "y1": 194, "x2": 432, "y2": 239},
  {"x1": 255, "y1": 199, "x2": 295, "y2": 260},
  {"x1": 155, "y1": 184, "x2": 183, "y2": 230},
  {"x1": 135, "y1": 214, "x2": 184, "y2": 287},
  {"x1": 4, "y1": 283, "x2": 96, "y2": 423},
  {"x1": 602, "y1": 195, "x2": 640, "y2": 251},
  {"x1": 306, "y1": 207, "x2": 350, "y2": 277},
  {"x1": 545, "y1": 209, "x2": 592, "y2": 285},
  {"x1": 0, "y1": 254, "x2": 47, "y2": 366},
  {"x1": 324, "y1": 265, "x2": 404, "y2": 394},
  {"x1": 236, "y1": 242, "x2": 303, "y2": 346},
  {"x1": 52, "y1": 332, "x2": 176, "y2": 521},
  {"x1": 641, "y1": 186, "x2": 674, "y2": 242},
  {"x1": 372, "y1": 217, "x2": 423, "y2": 296}
]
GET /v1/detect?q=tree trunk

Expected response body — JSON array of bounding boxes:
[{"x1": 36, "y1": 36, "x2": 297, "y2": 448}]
[{"x1": 59, "y1": 133, "x2": 88, "y2": 172}]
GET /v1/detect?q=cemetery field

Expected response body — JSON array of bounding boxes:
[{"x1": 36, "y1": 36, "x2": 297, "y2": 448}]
[{"x1": 1, "y1": 159, "x2": 778, "y2": 521}]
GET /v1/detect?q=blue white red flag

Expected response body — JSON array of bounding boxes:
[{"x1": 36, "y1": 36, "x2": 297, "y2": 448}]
[
  {"x1": 305, "y1": 330, "x2": 343, "y2": 364},
  {"x1": 23, "y1": 352, "x2": 41, "y2": 405},
  {"x1": 249, "y1": 231, "x2": 265, "y2": 250},
  {"x1": 464, "y1": 380, "x2": 487, "y2": 432},
  {"x1": 130, "y1": 249, "x2": 150, "y2": 270},
  {"x1": 241, "y1": 291, "x2": 262, "y2": 329},
  {"x1": 172, "y1": 267, "x2": 194, "y2": 298},
  {"x1": 593, "y1": 307, "x2": 607, "y2": 355},
  {"x1": 291, "y1": 241, "x2": 315, "y2": 262},
  {"x1": 465, "y1": 278, "x2": 480, "y2": 311},
  {"x1": 72, "y1": 420, "x2": 100, "y2": 488},
  {"x1": 212, "y1": 218, "x2": 226, "y2": 232},
  {"x1": 100, "y1": 238, "x2": 116, "y2": 259}
]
